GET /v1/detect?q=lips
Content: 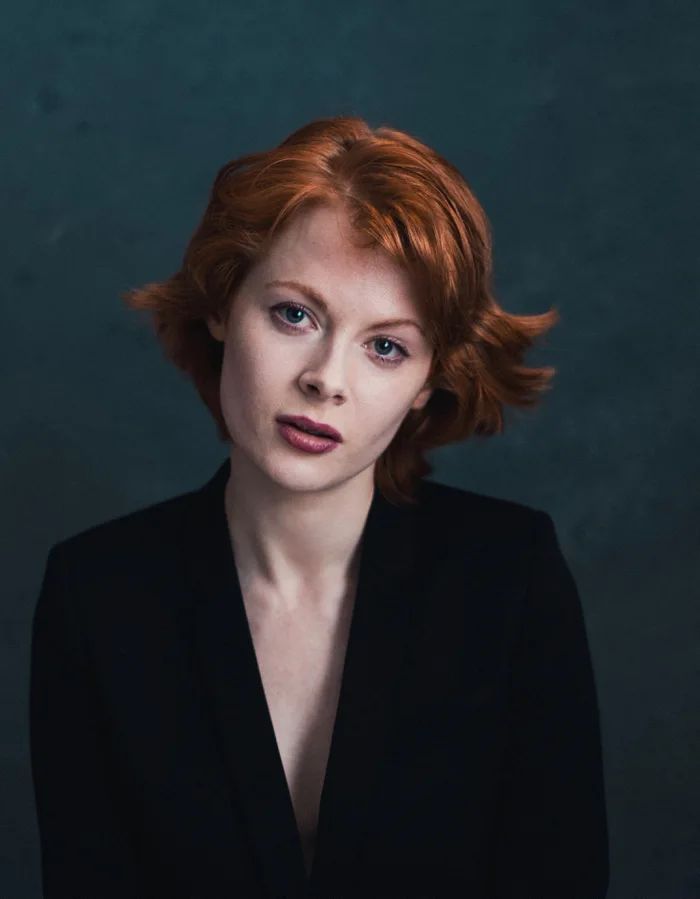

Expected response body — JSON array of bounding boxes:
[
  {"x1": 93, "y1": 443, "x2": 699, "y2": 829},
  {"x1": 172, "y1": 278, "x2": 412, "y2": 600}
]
[{"x1": 276, "y1": 415, "x2": 342, "y2": 442}]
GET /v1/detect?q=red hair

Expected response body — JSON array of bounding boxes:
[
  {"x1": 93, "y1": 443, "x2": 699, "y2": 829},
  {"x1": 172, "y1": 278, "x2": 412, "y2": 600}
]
[{"x1": 123, "y1": 116, "x2": 559, "y2": 506}]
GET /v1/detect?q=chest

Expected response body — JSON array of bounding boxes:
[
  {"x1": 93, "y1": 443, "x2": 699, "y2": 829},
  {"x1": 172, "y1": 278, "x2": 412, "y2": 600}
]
[{"x1": 241, "y1": 586, "x2": 356, "y2": 872}]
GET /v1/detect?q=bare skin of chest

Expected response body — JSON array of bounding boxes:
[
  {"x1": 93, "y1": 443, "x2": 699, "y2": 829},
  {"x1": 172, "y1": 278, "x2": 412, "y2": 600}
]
[{"x1": 241, "y1": 581, "x2": 356, "y2": 874}]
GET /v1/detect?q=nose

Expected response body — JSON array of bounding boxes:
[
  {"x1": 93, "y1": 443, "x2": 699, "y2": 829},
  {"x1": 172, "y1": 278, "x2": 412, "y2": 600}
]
[{"x1": 298, "y1": 340, "x2": 348, "y2": 402}]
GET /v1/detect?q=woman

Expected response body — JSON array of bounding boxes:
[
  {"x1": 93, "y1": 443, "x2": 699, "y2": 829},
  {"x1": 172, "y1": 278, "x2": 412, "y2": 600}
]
[{"x1": 30, "y1": 116, "x2": 610, "y2": 898}]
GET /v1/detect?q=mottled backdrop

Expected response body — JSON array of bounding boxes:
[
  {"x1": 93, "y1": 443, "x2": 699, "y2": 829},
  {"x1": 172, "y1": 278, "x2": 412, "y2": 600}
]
[{"x1": 2, "y1": 1, "x2": 698, "y2": 896}]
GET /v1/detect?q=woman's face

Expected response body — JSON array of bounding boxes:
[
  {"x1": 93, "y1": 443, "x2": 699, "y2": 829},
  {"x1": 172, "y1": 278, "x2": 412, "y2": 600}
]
[{"x1": 206, "y1": 202, "x2": 435, "y2": 495}]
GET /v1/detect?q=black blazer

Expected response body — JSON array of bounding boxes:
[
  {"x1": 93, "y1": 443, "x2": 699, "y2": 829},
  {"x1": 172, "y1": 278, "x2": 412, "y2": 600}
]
[{"x1": 30, "y1": 458, "x2": 609, "y2": 898}]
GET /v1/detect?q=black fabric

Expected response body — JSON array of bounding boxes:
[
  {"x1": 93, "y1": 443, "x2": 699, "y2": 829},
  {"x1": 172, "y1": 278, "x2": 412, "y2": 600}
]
[{"x1": 30, "y1": 458, "x2": 610, "y2": 897}]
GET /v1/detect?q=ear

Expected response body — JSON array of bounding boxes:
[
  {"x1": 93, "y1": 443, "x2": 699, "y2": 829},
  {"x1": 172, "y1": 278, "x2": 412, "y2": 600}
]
[
  {"x1": 206, "y1": 313, "x2": 227, "y2": 343},
  {"x1": 410, "y1": 383, "x2": 433, "y2": 413}
]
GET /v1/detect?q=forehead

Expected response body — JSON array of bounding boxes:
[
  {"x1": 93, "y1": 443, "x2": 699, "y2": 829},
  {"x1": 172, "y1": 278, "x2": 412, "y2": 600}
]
[{"x1": 253, "y1": 202, "x2": 419, "y2": 308}]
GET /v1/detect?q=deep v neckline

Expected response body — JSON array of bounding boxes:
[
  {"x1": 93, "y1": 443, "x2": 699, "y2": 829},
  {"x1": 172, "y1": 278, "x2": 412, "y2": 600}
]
[
  {"x1": 236, "y1": 544, "x2": 362, "y2": 880},
  {"x1": 185, "y1": 459, "x2": 426, "y2": 897}
]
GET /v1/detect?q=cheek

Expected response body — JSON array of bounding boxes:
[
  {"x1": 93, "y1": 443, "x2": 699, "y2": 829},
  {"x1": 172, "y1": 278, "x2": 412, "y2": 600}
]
[
  {"x1": 218, "y1": 339, "x2": 284, "y2": 419},
  {"x1": 221, "y1": 335, "x2": 267, "y2": 387},
  {"x1": 218, "y1": 345, "x2": 253, "y2": 417},
  {"x1": 359, "y1": 388, "x2": 415, "y2": 439}
]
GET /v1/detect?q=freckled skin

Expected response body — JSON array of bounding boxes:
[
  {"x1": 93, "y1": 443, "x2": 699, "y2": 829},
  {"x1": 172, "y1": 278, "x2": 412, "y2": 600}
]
[{"x1": 206, "y1": 201, "x2": 434, "y2": 507}]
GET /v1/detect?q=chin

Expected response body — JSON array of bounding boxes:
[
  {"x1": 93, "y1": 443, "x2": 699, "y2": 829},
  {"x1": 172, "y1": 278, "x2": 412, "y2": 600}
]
[{"x1": 265, "y1": 463, "x2": 341, "y2": 493}]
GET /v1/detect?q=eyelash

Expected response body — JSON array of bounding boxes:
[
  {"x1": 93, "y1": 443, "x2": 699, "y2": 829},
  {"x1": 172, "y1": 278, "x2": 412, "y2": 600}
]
[{"x1": 269, "y1": 302, "x2": 411, "y2": 367}]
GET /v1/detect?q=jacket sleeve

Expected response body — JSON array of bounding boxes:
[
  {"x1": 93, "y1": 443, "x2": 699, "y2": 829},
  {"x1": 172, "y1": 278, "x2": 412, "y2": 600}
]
[
  {"x1": 30, "y1": 544, "x2": 146, "y2": 898},
  {"x1": 488, "y1": 510, "x2": 610, "y2": 899}
]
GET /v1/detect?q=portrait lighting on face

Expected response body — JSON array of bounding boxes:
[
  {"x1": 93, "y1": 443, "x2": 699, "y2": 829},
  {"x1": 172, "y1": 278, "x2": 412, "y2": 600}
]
[
  {"x1": 201, "y1": 202, "x2": 436, "y2": 500},
  {"x1": 123, "y1": 115, "x2": 559, "y2": 508}
]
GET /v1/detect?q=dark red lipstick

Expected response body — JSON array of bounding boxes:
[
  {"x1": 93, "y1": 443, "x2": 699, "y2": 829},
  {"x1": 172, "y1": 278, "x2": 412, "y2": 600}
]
[{"x1": 276, "y1": 415, "x2": 343, "y2": 442}]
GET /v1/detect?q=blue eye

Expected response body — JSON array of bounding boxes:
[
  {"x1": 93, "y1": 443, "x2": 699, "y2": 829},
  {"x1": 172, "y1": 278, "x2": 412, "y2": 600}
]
[
  {"x1": 282, "y1": 305, "x2": 306, "y2": 325},
  {"x1": 269, "y1": 302, "x2": 410, "y2": 367}
]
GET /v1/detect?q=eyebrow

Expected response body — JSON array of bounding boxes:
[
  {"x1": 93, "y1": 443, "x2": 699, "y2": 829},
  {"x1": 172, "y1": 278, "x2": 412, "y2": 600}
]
[{"x1": 264, "y1": 279, "x2": 426, "y2": 336}]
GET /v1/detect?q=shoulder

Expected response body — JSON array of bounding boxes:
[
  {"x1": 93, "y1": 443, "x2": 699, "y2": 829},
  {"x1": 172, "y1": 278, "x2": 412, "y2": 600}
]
[
  {"x1": 415, "y1": 482, "x2": 578, "y2": 635},
  {"x1": 417, "y1": 477, "x2": 550, "y2": 546},
  {"x1": 36, "y1": 478, "x2": 214, "y2": 636},
  {"x1": 46, "y1": 480, "x2": 203, "y2": 587},
  {"x1": 413, "y1": 480, "x2": 564, "y2": 595}
]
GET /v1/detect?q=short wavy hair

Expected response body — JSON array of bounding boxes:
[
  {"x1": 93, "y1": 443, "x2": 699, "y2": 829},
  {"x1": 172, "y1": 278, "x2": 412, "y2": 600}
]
[{"x1": 123, "y1": 116, "x2": 559, "y2": 506}]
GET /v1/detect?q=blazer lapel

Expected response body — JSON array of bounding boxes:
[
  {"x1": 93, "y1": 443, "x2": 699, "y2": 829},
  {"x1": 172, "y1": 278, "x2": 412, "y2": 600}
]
[
  {"x1": 308, "y1": 471, "x2": 425, "y2": 895},
  {"x1": 183, "y1": 459, "x2": 426, "y2": 898},
  {"x1": 184, "y1": 460, "x2": 306, "y2": 898}
]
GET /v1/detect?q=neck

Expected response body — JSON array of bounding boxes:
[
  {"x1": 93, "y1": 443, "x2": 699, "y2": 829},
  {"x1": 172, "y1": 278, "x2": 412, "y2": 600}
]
[{"x1": 222, "y1": 448, "x2": 373, "y2": 615}]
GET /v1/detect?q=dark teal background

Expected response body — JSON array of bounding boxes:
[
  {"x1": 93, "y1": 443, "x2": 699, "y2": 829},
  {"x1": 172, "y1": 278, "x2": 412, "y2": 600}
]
[{"x1": 3, "y1": 2, "x2": 698, "y2": 896}]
